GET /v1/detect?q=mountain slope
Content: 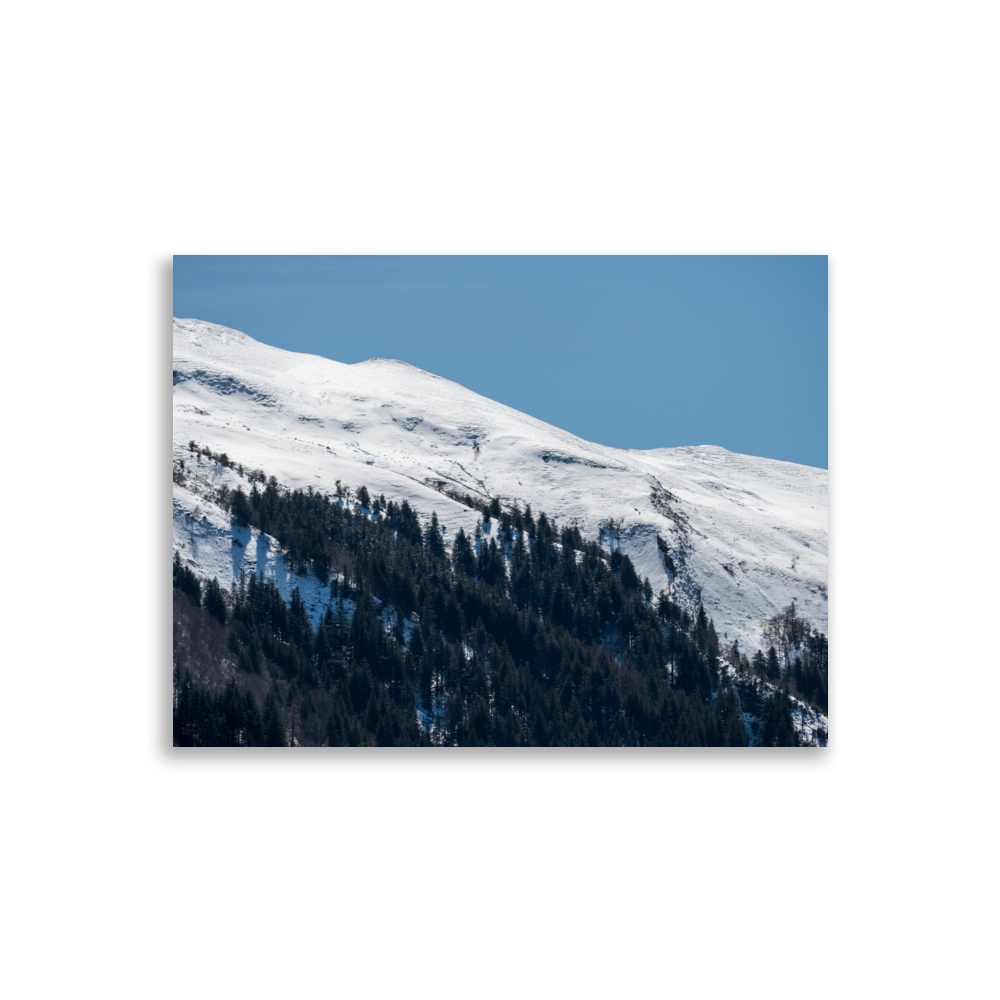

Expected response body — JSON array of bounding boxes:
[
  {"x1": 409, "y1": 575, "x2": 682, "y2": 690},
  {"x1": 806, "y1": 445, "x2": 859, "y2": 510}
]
[{"x1": 172, "y1": 317, "x2": 827, "y2": 652}]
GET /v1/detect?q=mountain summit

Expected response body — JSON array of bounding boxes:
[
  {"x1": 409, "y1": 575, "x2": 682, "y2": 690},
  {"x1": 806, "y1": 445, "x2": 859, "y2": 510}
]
[{"x1": 173, "y1": 317, "x2": 827, "y2": 652}]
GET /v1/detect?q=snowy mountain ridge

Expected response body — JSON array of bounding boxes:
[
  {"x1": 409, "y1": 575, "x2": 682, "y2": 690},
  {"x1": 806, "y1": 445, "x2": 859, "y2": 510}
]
[{"x1": 172, "y1": 318, "x2": 827, "y2": 653}]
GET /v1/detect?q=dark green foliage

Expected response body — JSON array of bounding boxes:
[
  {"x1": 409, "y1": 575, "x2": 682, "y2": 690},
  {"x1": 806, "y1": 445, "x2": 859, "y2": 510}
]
[
  {"x1": 172, "y1": 668, "x2": 265, "y2": 747},
  {"x1": 694, "y1": 602, "x2": 709, "y2": 641},
  {"x1": 230, "y1": 487, "x2": 252, "y2": 527},
  {"x1": 675, "y1": 638, "x2": 712, "y2": 701},
  {"x1": 203, "y1": 577, "x2": 227, "y2": 625},
  {"x1": 424, "y1": 511, "x2": 446, "y2": 560},
  {"x1": 173, "y1": 551, "x2": 201, "y2": 607},
  {"x1": 262, "y1": 689, "x2": 287, "y2": 746},
  {"x1": 790, "y1": 651, "x2": 828, "y2": 713},
  {"x1": 620, "y1": 555, "x2": 640, "y2": 592},
  {"x1": 243, "y1": 691, "x2": 264, "y2": 745},
  {"x1": 176, "y1": 463, "x2": 824, "y2": 746},
  {"x1": 807, "y1": 629, "x2": 828, "y2": 673},
  {"x1": 712, "y1": 681, "x2": 749, "y2": 746},
  {"x1": 759, "y1": 689, "x2": 798, "y2": 747},
  {"x1": 452, "y1": 527, "x2": 476, "y2": 577},
  {"x1": 766, "y1": 646, "x2": 780, "y2": 681}
]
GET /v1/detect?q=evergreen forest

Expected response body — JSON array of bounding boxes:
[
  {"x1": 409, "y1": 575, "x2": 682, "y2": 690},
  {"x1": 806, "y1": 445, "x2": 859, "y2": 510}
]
[{"x1": 173, "y1": 453, "x2": 828, "y2": 747}]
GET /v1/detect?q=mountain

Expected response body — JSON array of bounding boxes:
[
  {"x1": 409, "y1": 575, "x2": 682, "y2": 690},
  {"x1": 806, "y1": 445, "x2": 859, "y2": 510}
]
[{"x1": 172, "y1": 317, "x2": 827, "y2": 655}]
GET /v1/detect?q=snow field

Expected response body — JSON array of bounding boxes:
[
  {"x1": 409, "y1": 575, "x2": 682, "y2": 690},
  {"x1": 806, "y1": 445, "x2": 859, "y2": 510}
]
[{"x1": 173, "y1": 317, "x2": 827, "y2": 655}]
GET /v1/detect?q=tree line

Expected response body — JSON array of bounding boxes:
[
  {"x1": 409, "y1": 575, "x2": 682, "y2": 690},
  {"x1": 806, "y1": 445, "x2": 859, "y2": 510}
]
[{"x1": 174, "y1": 453, "x2": 825, "y2": 746}]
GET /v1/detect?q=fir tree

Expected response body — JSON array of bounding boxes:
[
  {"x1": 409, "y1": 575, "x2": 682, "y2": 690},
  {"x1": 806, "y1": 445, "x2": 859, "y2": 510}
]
[
  {"x1": 204, "y1": 577, "x2": 227, "y2": 625},
  {"x1": 243, "y1": 691, "x2": 264, "y2": 746},
  {"x1": 230, "y1": 487, "x2": 251, "y2": 527},
  {"x1": 262, "y1": 690, "x2": 287, "y2": 746},
  {"x1": 452, "y1": 527, "x2": 476, "y2": 576},
  {"x1": 424, "y1": 511, "x2": 446, "y2": 560},
  {"x1": 173, "y1": 551, "x2": 201, "y2": 607},
  {"x1": 766, "y1": 645, "x2": 780, "y2": 680}
]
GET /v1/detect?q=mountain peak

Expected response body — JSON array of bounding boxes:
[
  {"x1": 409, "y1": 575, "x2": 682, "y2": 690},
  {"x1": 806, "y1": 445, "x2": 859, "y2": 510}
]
[
  {"x1": 173, "y1": 318, "x2": 827, "y2": 651},
  {"x1": 353, "y1": 357, "x2": 439, "y2": 378}
]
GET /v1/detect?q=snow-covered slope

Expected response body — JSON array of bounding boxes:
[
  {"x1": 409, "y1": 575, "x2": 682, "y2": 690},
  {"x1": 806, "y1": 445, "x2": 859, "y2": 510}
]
[{"x1": 172, "y1": 317, "x2": 827, "y2": 651}]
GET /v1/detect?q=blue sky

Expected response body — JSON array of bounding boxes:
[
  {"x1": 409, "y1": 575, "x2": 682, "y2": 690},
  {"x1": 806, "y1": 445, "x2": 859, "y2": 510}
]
[{"x1": 173, "y1": 255, "x2": 828, "y2": 469}]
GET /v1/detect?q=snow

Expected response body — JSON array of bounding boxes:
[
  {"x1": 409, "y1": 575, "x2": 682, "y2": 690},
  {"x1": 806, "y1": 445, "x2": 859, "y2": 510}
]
[
  {"x1": 173, "y1": 317, "x2": 828, "y2": 654},
  {"x1": 721, "y1": 663, "x2": 829, "y2": 747},
  {"x1": 173, "y1": 468, "x2": 335, "y2": 625}
]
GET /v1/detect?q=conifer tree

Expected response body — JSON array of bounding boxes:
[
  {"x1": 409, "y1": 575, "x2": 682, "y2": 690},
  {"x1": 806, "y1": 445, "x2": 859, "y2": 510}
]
[
  {"x1": 230, "y1": 487, "x2": 251, "y2": 527},
  {"x1": 452, "y1": 527, "x2": 476, "y2": 576},
  {"x1": 176, "y1": 464, "x2": 824, "y2": 748},
  {"x1": 424, "y1": 511, "x2": 446, "y2": 559},
  {"x1": 263, "y1": 689, "x2": 287, "y2": 746},
  {"x1": 766, "y1": 645, "x2": 780, "y2": 680},
  {"x1": 695, "y1": 601, "x2": 709, "y2": 637},
  {"x1": 325, "y1": 703, "x2": 346, "y2": 746},
  {"x1": 243, "y1": 691, "x2": 264, "y2": 746},
  {"x1": 204, "y1": 577, "x2": 227, "y2": 625},
  {"x1": 620, "y1": 555, "x2": 640, "y2": 592},
  {"x1": 172, "y1": 551, "x2": 201, "y2": 606}
]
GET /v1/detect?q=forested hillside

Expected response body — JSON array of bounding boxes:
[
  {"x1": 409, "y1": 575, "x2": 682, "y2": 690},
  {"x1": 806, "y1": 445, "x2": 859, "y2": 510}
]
[
  {"x1": 173, "y1": 453, "x2": 828, "y2": 747},
  {"x1": 173, "y1": 318, "x2": 829, "y2": 656}
]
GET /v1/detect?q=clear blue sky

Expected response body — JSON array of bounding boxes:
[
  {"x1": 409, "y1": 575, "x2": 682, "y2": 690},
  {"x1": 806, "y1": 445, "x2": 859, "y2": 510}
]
[{"x1": 173, "y1": 255, "x2": 828, "y2": 469}]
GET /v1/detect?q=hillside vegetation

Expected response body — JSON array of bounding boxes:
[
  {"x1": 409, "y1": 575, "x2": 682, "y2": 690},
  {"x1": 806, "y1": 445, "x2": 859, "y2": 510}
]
[{"x1": 174, "y1": 450, "x2": 828, "y2": 747}]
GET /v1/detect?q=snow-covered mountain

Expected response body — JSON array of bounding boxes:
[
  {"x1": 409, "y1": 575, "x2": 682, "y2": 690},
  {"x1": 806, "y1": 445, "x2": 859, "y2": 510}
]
[{"x1": 173, "y1": 317, "x2": 827, "y2": 652}]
